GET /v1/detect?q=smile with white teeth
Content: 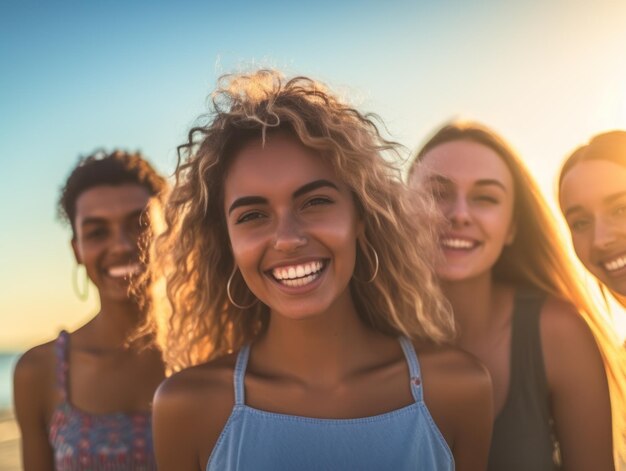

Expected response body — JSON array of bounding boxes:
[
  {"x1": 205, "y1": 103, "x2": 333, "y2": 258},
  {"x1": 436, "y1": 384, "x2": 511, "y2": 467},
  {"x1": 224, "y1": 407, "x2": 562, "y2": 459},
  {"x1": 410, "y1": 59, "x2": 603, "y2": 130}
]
[
  {"x1": 603, "y1": 255, "x2": 626, "y2": 272},
  {"x1": 440, "y1": 238, "x2": 476, "y2": 249},
  {"x1": 107, "y1": 263, "x2": 142, "y2": 278},
  {"x1": 271, "y1": 260, "x2": 325, "y2": 287}
]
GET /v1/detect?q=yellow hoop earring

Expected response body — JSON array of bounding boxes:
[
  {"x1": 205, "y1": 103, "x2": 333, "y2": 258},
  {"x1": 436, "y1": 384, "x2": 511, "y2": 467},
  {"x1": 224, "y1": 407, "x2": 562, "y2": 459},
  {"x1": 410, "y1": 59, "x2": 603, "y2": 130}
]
[
  {"x1": 72, "y1": 264, "x2": 89, "y2": 301},
  {"x1": 227, "y1": 266, "x2": 258, "y2": 309},
  {"x1": 354, "y1": 239, "x2": 379, "y2": 283}
]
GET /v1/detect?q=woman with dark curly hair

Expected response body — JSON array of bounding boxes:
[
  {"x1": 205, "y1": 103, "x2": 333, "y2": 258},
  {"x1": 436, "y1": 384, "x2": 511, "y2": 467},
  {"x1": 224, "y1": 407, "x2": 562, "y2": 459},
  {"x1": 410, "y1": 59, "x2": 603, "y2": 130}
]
[
  {"x1": 14, "y1": 150, "x2": 167, "y2": 470},
  {"x1": 148, "y1": 70, "x2": 493, "y2": 470}
]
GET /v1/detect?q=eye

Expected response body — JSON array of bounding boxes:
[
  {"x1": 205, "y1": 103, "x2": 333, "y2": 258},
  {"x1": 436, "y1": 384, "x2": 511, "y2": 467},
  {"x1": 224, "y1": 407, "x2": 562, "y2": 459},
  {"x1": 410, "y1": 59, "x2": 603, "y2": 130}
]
[
  {"x1": 85, "y1": 227, "x2": 108, "y2": 239},
  {"x1": 429, "y1": 186, "x2": 451, "y2": 201},
  {"x1": 236, "y1": 211, "x2": 265, "y2": 224},
  {"x1": 570, "y1": 218, "x2": 591, "y2": 232},
  {"x1": 474, "y1": 194, "x2": 499, "y2": 204},
  {"x1": 613, "y1": 205, "x2": 626, "y2": 217},
  {"x1": 303, "y1": 196, "x2": 333, "y2": 208}
]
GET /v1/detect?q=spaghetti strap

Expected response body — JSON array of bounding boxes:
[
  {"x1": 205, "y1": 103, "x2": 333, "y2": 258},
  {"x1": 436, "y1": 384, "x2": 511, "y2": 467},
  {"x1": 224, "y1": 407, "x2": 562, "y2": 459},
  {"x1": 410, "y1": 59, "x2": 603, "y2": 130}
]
[
  {"x1": 399, "y1": 337, "x2": 423, "y2": 403},
  {"x1": 54, "y1": 330, "x2": 70, "y2": 402},
  {"x1": 233, "y1": 345, "x2": 251, "y2": 406}
]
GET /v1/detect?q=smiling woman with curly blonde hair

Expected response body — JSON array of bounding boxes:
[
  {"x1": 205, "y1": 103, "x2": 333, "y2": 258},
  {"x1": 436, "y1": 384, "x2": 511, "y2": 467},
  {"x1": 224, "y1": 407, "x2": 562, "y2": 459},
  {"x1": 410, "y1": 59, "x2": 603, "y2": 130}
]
[{"x1": 148, "y1": 70, "x2": 494, "y2": 470}]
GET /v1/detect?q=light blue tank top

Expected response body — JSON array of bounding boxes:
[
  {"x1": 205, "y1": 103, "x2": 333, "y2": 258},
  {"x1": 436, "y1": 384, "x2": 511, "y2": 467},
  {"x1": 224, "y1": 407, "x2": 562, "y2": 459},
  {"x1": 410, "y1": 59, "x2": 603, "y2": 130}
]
[{"x1": 206, "y1": 337, "x2": 454, "y2": 470}]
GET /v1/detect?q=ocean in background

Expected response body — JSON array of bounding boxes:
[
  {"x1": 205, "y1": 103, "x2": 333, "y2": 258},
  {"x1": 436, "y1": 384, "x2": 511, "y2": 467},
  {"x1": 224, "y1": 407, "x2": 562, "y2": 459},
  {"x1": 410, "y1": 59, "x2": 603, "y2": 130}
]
[
  {"x1": 0, "y1": 353, "x2": 20, "y2": 411},
  {"x1": 0, "y1": 353, "x2": 25, "y2": 470}
]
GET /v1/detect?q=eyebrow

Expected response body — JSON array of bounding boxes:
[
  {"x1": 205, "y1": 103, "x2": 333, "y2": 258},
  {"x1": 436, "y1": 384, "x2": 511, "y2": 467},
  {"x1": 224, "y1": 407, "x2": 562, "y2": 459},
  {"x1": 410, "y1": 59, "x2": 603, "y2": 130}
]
[
  {"x1": 80, "y1": 209, "x2": 145, "y2": 227},
  {"x1": 563, "y1": 205, "x2": 584, "y2": 219},
  {"x1": 426, "y1": 175, "x2": 508, "y2": 192},
  {"x1": 475, "y1": 179, "x2": 508, "y2": 192},
  {"x1": 605, "y1": 191, "x2": 626, "y2": 205},
  {"x1": 563, "y1": 191, "x2": 626, "y2": 218},
  {"x1": 228, "y1": 179, "x2": 339, "y2": 215}
]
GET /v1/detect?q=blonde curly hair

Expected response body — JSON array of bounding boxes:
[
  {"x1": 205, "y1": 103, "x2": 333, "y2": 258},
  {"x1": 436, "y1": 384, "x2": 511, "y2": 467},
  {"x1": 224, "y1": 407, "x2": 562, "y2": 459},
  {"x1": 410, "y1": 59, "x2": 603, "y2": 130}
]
[{"x1": 145, "y1": 70, "x2": 454, "y2": 372}]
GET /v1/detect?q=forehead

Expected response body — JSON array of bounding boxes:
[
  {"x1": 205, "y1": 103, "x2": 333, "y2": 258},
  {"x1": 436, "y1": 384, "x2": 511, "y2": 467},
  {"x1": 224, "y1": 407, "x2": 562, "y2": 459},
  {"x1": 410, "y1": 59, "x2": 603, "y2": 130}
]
[
  {"x1": 75, "y1": 184, "x2": 152, "y2": 222},
  {"x1": 560, "y1": 160, "x2": 626, "y2": 208},
  {"x1": 420, "y1": 140, "x2": 512, "y2": 187},
  {"x1": 224, "y1": 133, "x2": 341, "y2": 201}
]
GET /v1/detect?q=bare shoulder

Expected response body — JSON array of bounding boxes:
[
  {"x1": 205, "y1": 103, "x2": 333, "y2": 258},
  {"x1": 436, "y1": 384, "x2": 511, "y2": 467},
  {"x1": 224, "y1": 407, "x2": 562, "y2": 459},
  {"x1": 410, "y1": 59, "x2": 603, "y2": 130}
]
[
  {"x1": 414, "y1": 343, "x2": 493, "y2": 447},
  {"x1": 13, "y1": 339, "x2": 59, "y2": 432},
  {"x1": 539, "y1": 296, "x2": 606, "y2": 389},
  {"x1": 155, "y1": 352, "x2": 237, "y2": 411},
  {"x1": 15, "y1": 340, "x2": 56, "y2": 376},
  {"x1": 416, "y1": 342, "x2": 492, "y2": 390},
  {"x1": 14, "y1": 340, "x2": 57, "y2": 398},
  {"x1": 153, "y1": 351, "x2": 239, "y2": 467},
  {"x1": 539, "y1": 295, "x2": 595, "y2": 342}
]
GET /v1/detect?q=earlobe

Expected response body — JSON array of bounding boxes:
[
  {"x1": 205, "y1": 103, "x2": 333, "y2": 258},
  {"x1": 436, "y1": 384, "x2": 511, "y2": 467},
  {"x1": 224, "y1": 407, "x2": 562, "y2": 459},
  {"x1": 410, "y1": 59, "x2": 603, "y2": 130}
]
[
  {"x1": 505, "y1": 223, "x2": 517, "y2": 246},
  {"x1": 71, "y1": 238, "x2": 83, "y2": 264}
]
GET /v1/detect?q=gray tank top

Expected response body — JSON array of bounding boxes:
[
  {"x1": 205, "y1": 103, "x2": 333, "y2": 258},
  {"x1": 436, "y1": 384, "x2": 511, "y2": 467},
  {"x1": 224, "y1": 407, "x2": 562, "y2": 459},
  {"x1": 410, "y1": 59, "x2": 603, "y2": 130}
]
[{"x1": 488, "y1": 288, "x2": 561, "y2": 470}]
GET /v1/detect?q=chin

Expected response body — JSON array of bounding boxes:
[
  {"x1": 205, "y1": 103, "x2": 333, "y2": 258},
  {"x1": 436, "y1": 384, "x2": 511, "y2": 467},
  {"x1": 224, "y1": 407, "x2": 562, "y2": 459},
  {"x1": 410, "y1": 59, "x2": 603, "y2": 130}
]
[
  {"x1": 437, "y1": 268, "x2": 473, "y2": 282},
  {"x1": 606, "y1": 280, "x2": 626, "y2": 297},
  {"x1": 269, "y1": 300, "x2": 335, "y2": 321}
]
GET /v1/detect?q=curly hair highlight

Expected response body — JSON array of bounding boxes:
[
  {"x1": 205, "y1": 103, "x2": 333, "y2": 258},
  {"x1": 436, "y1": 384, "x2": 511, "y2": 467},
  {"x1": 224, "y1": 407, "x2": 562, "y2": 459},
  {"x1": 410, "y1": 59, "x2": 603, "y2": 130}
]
[{"x1": 145, "y1": 70, "x2": 454, "y2": 373}]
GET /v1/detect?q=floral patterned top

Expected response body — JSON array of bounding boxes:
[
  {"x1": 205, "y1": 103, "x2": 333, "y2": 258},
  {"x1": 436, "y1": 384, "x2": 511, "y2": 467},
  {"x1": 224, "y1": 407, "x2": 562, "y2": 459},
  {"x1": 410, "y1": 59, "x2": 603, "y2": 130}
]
[{"x1": 48, "y1": 331, "x2": 157, "y2": 470}]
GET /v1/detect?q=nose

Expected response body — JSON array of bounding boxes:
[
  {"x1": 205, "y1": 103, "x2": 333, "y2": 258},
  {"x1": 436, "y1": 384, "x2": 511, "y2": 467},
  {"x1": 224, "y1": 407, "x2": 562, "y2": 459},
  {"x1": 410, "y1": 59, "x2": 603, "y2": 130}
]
[
  {"x1": 446, "y1": 196, "x2": 471, "y2": 227},
  {"x1": 273, "y1": 212, "x2": 307, "y2": 252},
  {"x1": 110, "y1": 227, "x2": 136, "y2": 254},
  {"x1": 592, "y1": 216, "x2": 617, "y2": 250}
]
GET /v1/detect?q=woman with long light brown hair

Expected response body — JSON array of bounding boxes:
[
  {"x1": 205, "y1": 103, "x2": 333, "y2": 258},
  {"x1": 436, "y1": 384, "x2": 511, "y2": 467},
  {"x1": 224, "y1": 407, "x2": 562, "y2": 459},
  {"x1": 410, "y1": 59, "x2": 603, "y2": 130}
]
[
  {"x1": 410, "y1": 122, "x2": 626, "y2": 470},
  {"x1": 411, "y1": 122, "x2": 625, "y2": 470}
]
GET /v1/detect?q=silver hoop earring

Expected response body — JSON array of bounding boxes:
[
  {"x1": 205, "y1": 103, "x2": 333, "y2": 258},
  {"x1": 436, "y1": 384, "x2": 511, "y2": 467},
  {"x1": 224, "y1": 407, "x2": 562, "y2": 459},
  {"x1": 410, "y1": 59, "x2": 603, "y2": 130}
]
[
  {"x1": 73, "y1": 264, "x2": 89, "y2": 301},
  {"x1": 354, "y1": 239, "x2": 379, "y2": 283},
  {"x1": 227, "y1": 266, "x2": 258, "y2": 309}
]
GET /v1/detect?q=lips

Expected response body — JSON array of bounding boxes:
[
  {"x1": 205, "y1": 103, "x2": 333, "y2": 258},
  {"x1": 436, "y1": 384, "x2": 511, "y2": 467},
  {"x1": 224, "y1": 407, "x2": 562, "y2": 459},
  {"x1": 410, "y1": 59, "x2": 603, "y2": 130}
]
[{"x1": 269, "y1": 260, "x2": 327, "y2": 288}]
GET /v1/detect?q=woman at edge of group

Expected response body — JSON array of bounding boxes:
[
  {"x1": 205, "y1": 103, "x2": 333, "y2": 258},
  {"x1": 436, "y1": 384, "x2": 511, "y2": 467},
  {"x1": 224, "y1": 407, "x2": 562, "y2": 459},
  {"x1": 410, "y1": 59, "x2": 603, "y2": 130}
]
[
  {"x1": 146, "y1": 70, "x2": 493, "y2": 470},
  {"x1": 558, "y1": 131, "x2": 626, "y2": 308},
  {"x1": 409, "y1": 121, "x2": 626, "y2": 471},
  {"x1": 13, "y1": 150, "x2": 167, "y2": 470}
]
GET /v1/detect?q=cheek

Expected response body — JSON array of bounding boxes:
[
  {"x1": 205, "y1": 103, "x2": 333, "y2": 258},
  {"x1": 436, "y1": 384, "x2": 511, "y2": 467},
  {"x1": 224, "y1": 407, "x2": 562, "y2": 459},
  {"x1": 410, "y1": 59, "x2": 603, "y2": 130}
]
[
  {"x1": 228, "y1": 229, "x2": 264, "y2": 268},
  {"x1": 571, "y1": 233, "x2": 592, "y2": 263},
  {"x1": 76, "y1": 241, "x2": 97, "y2": 262},
  {"x1": 484, "y1": 211, "x2": 514, "y2": 243}
]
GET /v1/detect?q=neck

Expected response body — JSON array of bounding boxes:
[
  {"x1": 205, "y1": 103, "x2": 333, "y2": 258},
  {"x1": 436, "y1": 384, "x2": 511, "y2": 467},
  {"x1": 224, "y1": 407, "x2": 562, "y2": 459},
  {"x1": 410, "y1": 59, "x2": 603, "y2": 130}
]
[
  {"x1": 442, "y1": 272, "x2": 500, "y2": 345},
  {"x1": 92, "y1": 295, "x2": 144, "y2": 348},
  {"x1": 255, "y1": 291, "x2": 379, "y2": 386}
]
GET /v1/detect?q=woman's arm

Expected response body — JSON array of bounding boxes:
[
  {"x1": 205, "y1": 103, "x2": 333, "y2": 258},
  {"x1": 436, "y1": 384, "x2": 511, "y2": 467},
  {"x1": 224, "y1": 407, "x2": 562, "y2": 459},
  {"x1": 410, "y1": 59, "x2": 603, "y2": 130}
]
[
  {"x1": 13, "y1": 348, "x2": 55, "y2": 471},
  {"x1": 153, "y1": 363, "x2": 234, "y2": 471},
  {"x1": 153, "y1": 377, "x2": 204, "y2": 471},
  {"x1": 541, "y1": 298, "x2": 614, "y2": 471}
]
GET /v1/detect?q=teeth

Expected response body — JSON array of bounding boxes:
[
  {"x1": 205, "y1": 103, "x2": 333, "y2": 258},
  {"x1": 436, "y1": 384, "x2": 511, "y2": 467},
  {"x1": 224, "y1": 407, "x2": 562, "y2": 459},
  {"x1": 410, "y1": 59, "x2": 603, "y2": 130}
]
[
  {"x1": 272, "y1": 261, "x2": 324, "y2": 281},
  {"x1": 441, "y1": 238, "x2": 475, "y2": 249},
  {"x1": 281, "y1": 273, "x2": 319, "y2": 288},
  {"x1": 108, "y1": 263, "x2": 141, "y2": 278},
  {"x1": 604, "y1": 255, "x2": 626, "y2": 272}
]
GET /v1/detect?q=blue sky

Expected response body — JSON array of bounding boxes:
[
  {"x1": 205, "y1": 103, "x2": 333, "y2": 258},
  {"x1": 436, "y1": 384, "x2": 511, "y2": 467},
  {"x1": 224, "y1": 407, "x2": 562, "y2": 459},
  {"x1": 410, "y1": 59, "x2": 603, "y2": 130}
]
[{"x1": 2, "y1": 0, "x2": 626, "y2": 349}]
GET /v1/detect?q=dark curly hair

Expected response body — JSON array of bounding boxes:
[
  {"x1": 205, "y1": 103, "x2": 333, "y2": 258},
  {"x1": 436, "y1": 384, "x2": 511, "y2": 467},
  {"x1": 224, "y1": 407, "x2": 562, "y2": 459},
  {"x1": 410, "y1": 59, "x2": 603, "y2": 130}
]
[{"x1": 58, "y1": 149, "x2": 167, "y2": 236}]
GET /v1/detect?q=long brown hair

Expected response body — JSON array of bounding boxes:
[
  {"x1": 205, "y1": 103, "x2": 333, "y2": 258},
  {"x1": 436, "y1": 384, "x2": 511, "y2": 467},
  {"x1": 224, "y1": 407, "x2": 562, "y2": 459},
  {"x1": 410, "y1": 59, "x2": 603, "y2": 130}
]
[{"x1": 412, "y1": 121, "x2": 626, "y2": 463}]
